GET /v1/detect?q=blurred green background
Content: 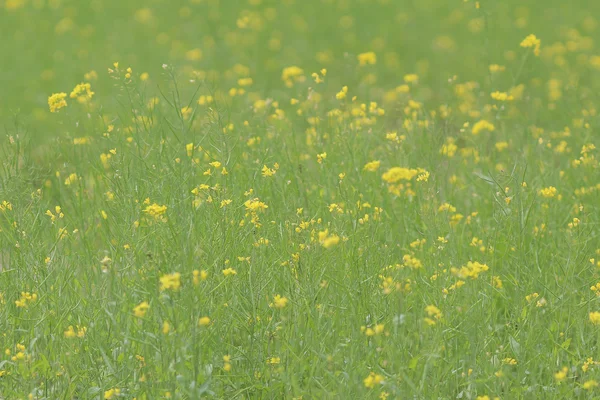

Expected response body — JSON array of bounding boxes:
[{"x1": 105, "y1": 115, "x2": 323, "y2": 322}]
[{"x1": 2, "y1": 0, "x2": 598, "y2": 135}]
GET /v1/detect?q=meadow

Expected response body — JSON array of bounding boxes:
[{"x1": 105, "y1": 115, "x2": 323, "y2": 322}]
[{"x1": 1, "y1": 0, "x2": 600, "y2": 398}]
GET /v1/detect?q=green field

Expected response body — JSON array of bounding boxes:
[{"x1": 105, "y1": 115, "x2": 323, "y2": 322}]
[{"x1": 2, "y1": 0, "x2": 600, "y2": 398}]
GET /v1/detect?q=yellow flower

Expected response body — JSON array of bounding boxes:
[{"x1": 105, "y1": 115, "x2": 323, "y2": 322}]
[
  {"x1": 104, "y1": 388, "x2": 120, "y2": 399},
  {"x1": 490, "y1": 91, "x2": 514, "y2": 101},
  {"x1": 363, "y1": 372, "x2": 384, "y2": 388},
  {"x1": 554, "y1": 366, "x2": 568, "y2": 382},
  {"x1": 244, "y1": 198, "x2": 268, "y2": 212},
  {"x1": 381, "y1": 167, "x2": 418, "y2": 183},
  {"x1": 471, "y1": 119, "x2": 495, "y2": 135},
  {"x1": 425, "y1": 305, "x2": 442, "y2": 321},
  {"x1": 15, "y1": 292, "x2": 37, "y2": 308},
  {"x1": 222, "y1": 267, "x2": 237, "y2": 276},
  {"x1": 272, "y1": 294, "x2": 289, "y2": 309},
  {"x1": 538, "y1": 186, "x2": 557, "y2": 198},
  {"x1": 357, "y1": 52, "x2": 377, "y2": 66},
  {"x1": 159, "y1": 272, "x2": 181, "y2": 291},
  {"x1": 70, "y1": 82, "x2": 94, "y2": 102},
  {"x1": 48, "y1": 93, "x2": 68, "y2": 113},
  {"x1": 185, "y1": 48, "x2": 203, "y2": 61},
  {"x1": 144, "y1": 203, "x2": 167, "y2": 219},
  {"x1": 403, "y1": 74, "x2": 418, "y2": 83},
  {"x1": 589, "y1": 312, "x2": 600, "y2": 325},
  {"x1": 318, "y1": 229, "x2": 340, "y2": 249},
  {"x1": 525, "y1": 292, "x2": 539, "y2": 303},
  {"x1": 198, "y1": 316, "x2": 211, "y2": 326},
  {"x1": 64, "y1": 326, "x2": 76, "y2": 339},
  {"x1": 193, "y1": 270, "x2": 208, "y2": 285},
  {"x1": 502, "y1": 357, "x2": 517, "y2": 365},
  {"x1": 64, "y1": 325, "x2": 87, "y2": 338},
  {"x1": 262, "y1": 165, "x2": 277, "y2": 177},
  {"x1": 450, "y1": 261, "x2": 489, "y2": 279},
  {"x1": 281, "y1": 66, "x2": 305, "y2": 87},
  {"x1": 520, "y1": 34, "x2": 541, "y2": 56},
  {"x1": 133, "y1": 301, "x2": 150, "y2": 318},
  {"x1": 363, "y1": 160, "x2": 381, "y2": 172},
  {"x1": 186, "y1": 143, "x2": 194, "y2": 157},
  {"x1": 336, "y1": 86, "x2": 348, "y2": 100},
  {"x1": 583, "y1": 380, "x2": 598, "y2": 390}
]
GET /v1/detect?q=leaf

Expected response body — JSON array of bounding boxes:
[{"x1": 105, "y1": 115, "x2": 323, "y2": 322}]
[
  {"x1": 509, "y1": 335, "x2": 521, "y2": 357},
  {"x1": 561, "y1": 338, "x2": 571, "y2": 350},
  {"x1": 409, "y1": 356, "x2": 419, "y2": 370}
]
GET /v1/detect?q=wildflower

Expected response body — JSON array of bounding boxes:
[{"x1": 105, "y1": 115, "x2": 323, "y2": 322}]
[
  {"x1": 0, "y1": 201, "x2": 12, "y2": 212},
  {"x1": 538, "y1": 186, "x2": 557, "y2": 198},
  {"x1": 15, "y1": 292, "x2": 37, "y2": 308},
  {"x1": 222, "y1": 268, "x2": 237, "y2": 276},
  {"x1": 64, "y1": 325, "x2": 77, "y2": 339},
  {"x1": 64, "y1": 325, "x2": 87, "y2": 338},
  {"x1": 317, "y1": 152, "x2": 327, "y2": 164},
  {"x1": 381, "y1": 167, "x2": 418, "y2": 183},
  {"x1": 159, "y1": 273, "x2": 181, "y2": 291},
  {"x1": 502, "y1": 358, "x2": 517, "y2": 365},
  {"x1": 223, "y1": 355, "x2": 232, "y2": 372},
  {"x1": 402, "y1": 254, "x2": 423, "y2": 269},
  {"x1": 272, "y1": 295, "x2": 289, "y2": 309},
  {"x1": 220, "y1": 199, "x2": 232, "y2": 208},
  {"x1": 48, "y1": 93, "x2": 67, "y2": 113},
  {"x1": 492, "y1": 276, "x2": 503, "y2": 289},
  {"x1": 438, "y1": 203, "x2": 457, "y2": 213},
  {"x1": 65, "y1": 173, "x2": 78, "y2": 186},
  {"x1": 525, "y1": 293, "x2": 539, "y2": 303},
  {"x1": 357, "y1": 52, "x2": 377, "y2": 66},
  {"x1": 554, "y1": 367, "x2": 568, "y2": 382},
  {"x1": 584, "y1": 380, "x2": 598, "y2": 390},
  {"x1": 424, "y1": 305, "x2": 442, "y2": 325},
  {"x1": 144, "y1": 203, "x2": 167, "y2": 219},
  {"x1": 471, "y1": 120, "x2": 495, "y2": 135},
  {"x1": 238, "y1": 77, "x2": 253, "y2": 86},
  {"x1": 495, "y1": 141, "x2": 509, "y2": 151},
  {"x1": 186, "y1": 143, "x2": 194, "y2": 157},
  {"x1": 520, "y1": 34, "x2": 541, "y2": 56},
  {"x1": 267, "y1": 357, "x2": 281, "y2": 364},
  {"x1": 104, "y1": 388, "x2": 120, "y2": 400},
  {"x1": 244, "y1": 198, "x2": 268, "y2": 212},
  {"x1": 185, "y1": 48, "x2": 203, "y2": 61},
  {"x1": 450, "y1": 261, "x2": 489, "y2": 279},
  {"x1": 318, "y1": 229, "x2": 340, "y2": 248},
  {"x1": 590, "y1": 312, "x2": 600, "y2": 325},
  {"x1": 362, "y1": 324, "x2": 385, "y2": 336},
  {"x1": 336, "y1": 86, "x2": 348, "y2": 100},
  {"x1": 133, "y1": 301, "x2": 150, "y2": 318},
  {"x1": 363, "y1": 160, "x2": 381, "y2": 172},
  {"x1": 363, "y1": 372, "x2": 384, "y2": 388},
  {"x1": 198, "y1": 316, "x2": 211, "y2": 326},
  {"x1": 262, "y1": 164, "x2": 278, "y2": 177},
  {"x1": 70, "y1": 82, "x2": 94, "y2": 102},
  {"x1": 489, "y1": 64, "x2": 506, "y2": 73},
  {"x1": 193, "y1": 270, "x2": 208, "y2": 285},
  {"x1": 490, "y1": 91, "x2": 514, "y2": 101},
  {"x1": 281, "y1": 66, "x2": 304, "y2": 87},
  {"x1": 311, "y1": 72, "x2": 324, "y2": 84}
]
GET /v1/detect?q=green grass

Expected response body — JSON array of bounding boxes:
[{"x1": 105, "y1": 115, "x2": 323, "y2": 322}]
[{"x1": 1, "y1": 0, "x2": 600, "y2": 399}]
